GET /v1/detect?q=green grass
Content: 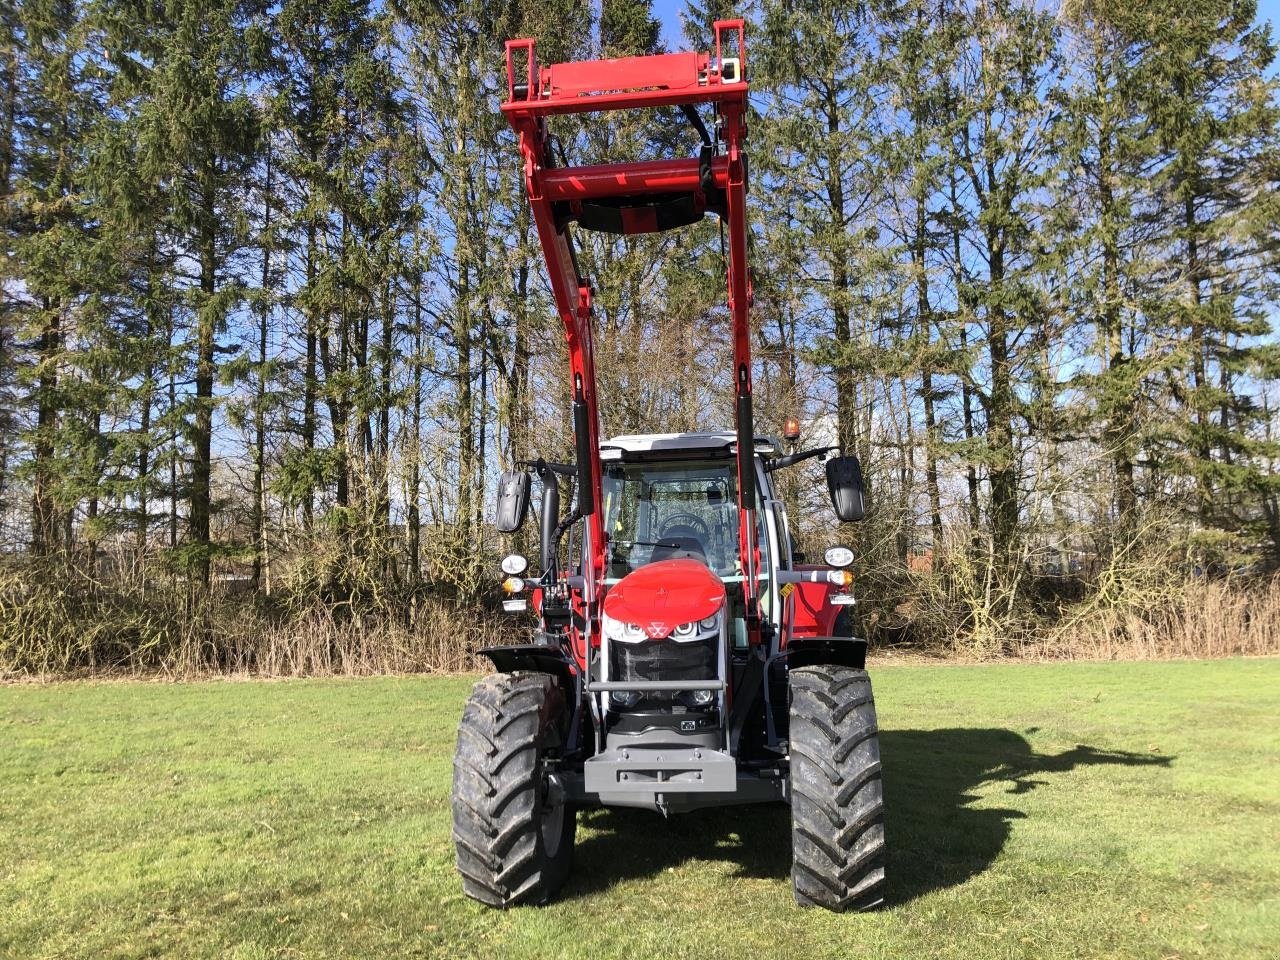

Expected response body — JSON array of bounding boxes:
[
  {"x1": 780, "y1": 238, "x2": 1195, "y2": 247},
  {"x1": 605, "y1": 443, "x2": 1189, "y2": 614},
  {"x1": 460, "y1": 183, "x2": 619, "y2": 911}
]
[{"x1": 2, "y1": 659, "x2": 1278, "y2": 960}]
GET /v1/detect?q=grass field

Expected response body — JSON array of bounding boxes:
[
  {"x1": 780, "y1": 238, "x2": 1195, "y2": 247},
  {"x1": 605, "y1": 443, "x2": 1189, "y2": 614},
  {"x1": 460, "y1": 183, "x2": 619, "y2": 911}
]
[{"x1": 2, "y1": 659, "x2": 1278, "y2": 960}]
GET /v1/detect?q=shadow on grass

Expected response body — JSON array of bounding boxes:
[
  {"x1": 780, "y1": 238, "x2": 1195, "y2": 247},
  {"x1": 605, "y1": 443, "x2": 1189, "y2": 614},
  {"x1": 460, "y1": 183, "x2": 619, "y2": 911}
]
[{"x1": 563, "y1": 728, "x2": 1172, "y2": 904}]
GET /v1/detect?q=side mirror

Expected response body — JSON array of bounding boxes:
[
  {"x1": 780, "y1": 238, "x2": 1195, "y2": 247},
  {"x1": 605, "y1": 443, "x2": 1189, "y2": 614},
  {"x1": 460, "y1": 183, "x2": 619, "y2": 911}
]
[
  {"x1": 495, "y1": 470, "x2": 531, "y2": 533},
  {"x1": 825, "y1": 455, "x2": 866, "y2": 522}
]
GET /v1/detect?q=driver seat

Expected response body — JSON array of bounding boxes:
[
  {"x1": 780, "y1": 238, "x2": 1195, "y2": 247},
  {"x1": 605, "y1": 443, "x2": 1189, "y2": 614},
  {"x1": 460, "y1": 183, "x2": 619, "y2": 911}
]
[{"x1": 650, "y1": 534, "x2": 707, "y2": 564}]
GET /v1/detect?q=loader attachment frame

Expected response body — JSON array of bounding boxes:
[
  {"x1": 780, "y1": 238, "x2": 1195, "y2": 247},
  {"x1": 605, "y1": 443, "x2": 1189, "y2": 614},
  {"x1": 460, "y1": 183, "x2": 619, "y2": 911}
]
[{"x1": 501, "y1": 21, "x2": 760, "y2": 654}]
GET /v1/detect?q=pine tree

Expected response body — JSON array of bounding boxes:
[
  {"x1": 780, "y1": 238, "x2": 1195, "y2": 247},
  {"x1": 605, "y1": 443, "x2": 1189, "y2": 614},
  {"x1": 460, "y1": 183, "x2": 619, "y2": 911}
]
[
  {"x1": 1139, "y1": 1, "x2": 1280, "y2": 560},
  {"x1": 8, "y1": 0, "x2": 107, "y2": 556},
  {"x1": 879, "y1": 0, "x2": 969, "y2": 561},
  {"x1": 1055, "y1": 1, "x2": 1148, "y2": 538},
  {"x1": 754, "y1": 0, "x2": 889, "y2": 459},
  {"x1": 0, "y1": 3, "x2": 20, "y2": 524},
  {"x1": 103, "y1": 0, "x2": 268, "y2": 584},
  {"x1": 946, "y1": 0, "x2": 1060, "y2": 570}
]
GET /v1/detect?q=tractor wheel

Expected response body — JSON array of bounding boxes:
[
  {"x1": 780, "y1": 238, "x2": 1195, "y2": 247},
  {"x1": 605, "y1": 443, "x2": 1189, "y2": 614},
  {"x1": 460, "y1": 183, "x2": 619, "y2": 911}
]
[
  {"x1": 452, "y1": 672, "x2": 575, "y2": 908},
  {"x1": 788, "y1": 665, "x2": 886, "y2": 911}
]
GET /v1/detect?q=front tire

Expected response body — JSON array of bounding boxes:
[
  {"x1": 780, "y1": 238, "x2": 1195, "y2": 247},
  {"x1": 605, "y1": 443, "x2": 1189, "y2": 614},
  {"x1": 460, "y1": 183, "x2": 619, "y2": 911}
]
[
  {"x1": 452, "y1": 672, "x2": 575, "y2": 908},
  {"x1": 788, "y1": 665, "x2": 886, "y2": 911}
]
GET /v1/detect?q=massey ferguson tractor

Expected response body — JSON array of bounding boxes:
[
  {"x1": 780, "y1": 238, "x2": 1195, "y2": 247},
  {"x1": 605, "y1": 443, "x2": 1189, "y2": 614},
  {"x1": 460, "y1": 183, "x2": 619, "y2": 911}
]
[{"x1": 451, "y1": 21, "x2": 885, "y2": 912}]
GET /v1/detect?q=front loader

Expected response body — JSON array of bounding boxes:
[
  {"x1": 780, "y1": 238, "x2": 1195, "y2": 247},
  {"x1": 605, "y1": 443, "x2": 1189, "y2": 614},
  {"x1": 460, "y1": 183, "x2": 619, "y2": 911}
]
[{"x1": 451, "y1": 21, "x2": 885, "y2": 912}]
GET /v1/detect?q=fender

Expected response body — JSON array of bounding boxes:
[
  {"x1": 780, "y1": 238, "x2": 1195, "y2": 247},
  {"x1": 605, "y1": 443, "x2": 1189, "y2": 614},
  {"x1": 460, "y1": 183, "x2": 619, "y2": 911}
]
[
  {"x1": 477, "y1": 644, "x2": 578, "y2": 687},
  {"x1": 782, "y1": 636, "x2": 867, "y2": 671},
  {"x1": 761, "y1": 636, "x2": 868, "y2": 748}
]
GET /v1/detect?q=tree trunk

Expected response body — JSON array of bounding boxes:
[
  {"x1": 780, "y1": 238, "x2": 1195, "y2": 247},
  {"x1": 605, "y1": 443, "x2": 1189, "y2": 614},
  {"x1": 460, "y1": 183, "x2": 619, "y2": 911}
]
[
  {"x1": 825, "y1": 91, "x2": 858, "y2": 454},
  {"x1": 1097, "y1": 121, "x2": 1136, "y2": 531},
  {"x1": 168, "y1": 311, "x2": 179, "y2": 552},
  {"x1": 0, "y1": 25, "x2": 14, "y2": 515},
  {"x1": 456, "y1": 267, "x2": 474, "y2": 544},
  {"x1": 303, "y1": 229, "x2": 318, "y2": 529},
  {"x1": 914, "y1": 192, "x2": 943, "y2": 563},
  {"x1": 191, "y1": 185, "x2": 217, "y2": 588},
  {"x1": 950, "y1": 173, "x2": 980, "y2": 534},
  {"x1": 986, "y1": 236, "x2": 1018, "y2": 568},
  {"x1": 32, "y1": 298, "x2": 61, "y2": 554},
  {"x1": 252, "y1": 139, "x2": 272, "y2": 593},
  {"x1": 408, "y1": 255, "x2": 423, "y2": 585}
]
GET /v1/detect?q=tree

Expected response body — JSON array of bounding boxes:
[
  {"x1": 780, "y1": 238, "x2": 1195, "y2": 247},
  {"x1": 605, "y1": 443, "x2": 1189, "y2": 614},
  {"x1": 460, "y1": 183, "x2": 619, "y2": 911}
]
[
  {"x1": 1054, "y1": 0, "x2": 1164, "y2": 542},
  {"x1": 105, "y1": 0, "x2": 268, "y2": 584},
  {"x1": 1139, "y1": 1, "x2": 1280, "y2": 558},
  {"x1": 947, "y1": 0, "x2": 1060, "y2": 571},
  {"x1": 754, "y1": 0, "x2": 889, "y2": 459},
  {"x1": 8, "y1": 0, "x2": 106, "y2": 555},
  {"x1": 879, "y1": 0, "x2": 970, "y2": 560}
]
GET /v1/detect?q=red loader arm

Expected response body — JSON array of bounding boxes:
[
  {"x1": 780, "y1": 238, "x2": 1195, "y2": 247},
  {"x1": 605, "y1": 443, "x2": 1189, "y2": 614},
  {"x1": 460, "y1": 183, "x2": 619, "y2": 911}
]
[{"x1": 502, "y1": 21, "x2": 761, "y2": 634}]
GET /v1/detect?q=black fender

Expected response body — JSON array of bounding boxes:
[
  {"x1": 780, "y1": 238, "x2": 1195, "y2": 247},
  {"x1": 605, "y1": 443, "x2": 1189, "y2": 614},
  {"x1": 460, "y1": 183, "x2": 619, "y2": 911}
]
[
  {"x1": 762, "y1": 636, "x2": 869, "y2": 747},
  {"x1": 475, "y1": 644, "x2": 585, "y2": 756},
  {"x1": 782, "y1": 636, "x2": 868, "y2": 671},
  {"x1": 476, "y1": 644, "x2": 578, "y2": 687}
]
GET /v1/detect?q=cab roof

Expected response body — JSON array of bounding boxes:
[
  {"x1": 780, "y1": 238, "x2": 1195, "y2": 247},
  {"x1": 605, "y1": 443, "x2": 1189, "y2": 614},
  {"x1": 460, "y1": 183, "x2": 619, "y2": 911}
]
[{"x1": 600, "y1": 431, "x2": 781, "y2": 458}]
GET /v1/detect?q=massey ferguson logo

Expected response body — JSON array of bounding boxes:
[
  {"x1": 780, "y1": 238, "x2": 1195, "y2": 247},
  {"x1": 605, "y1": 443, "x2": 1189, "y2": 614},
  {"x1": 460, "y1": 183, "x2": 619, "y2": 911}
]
[{"x1": 645, "y1": 622, "x2": 669, "y2": 639}]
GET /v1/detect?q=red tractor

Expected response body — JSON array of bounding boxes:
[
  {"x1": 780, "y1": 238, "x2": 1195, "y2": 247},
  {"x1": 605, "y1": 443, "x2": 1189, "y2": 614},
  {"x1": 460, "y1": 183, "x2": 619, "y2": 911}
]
[{"x1": 452, "y1": 21, "x2": 884, "y2": 912}]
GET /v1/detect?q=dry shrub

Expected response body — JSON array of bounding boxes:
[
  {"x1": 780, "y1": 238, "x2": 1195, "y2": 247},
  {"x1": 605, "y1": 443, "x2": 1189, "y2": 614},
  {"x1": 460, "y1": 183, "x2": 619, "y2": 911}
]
[
  {"x1": 850, "y1": 527, "x2": 1030, "y2": 656},
  {"x1": 243, "y1": 604, "x2": 499, "y2": 677},
  {"x1": 848, "y1": 513, "x2": 1280, "y2": 661},
  {"x1": 0, "y1": 557, "x2": 504, "y2": 679},
  {"x1": 1032, "y1": 576, "x2": 1280, "y2": 660}
]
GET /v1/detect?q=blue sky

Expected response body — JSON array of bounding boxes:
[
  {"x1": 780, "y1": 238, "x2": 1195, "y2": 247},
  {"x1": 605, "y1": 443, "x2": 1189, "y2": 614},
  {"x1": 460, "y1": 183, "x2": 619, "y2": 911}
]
[{"x1": 648, "y1": 0, "x2": 1280, "y2": 77}]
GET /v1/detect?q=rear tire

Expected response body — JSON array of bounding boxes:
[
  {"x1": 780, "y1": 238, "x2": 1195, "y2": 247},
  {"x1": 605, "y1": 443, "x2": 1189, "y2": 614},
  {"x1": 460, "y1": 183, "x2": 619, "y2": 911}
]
[
  {"x1": 452, "y1": 672, "x2": 575, "y2": 908},
  {"x1": 788, "y1": 665, "x2": 886, "y2": 911}
]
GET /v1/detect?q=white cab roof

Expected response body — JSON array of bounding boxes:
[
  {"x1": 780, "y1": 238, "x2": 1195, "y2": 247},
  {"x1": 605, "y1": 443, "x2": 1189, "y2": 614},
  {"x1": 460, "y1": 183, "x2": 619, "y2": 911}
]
[{"x1": 600, "y1": 431, "x2": 781, "y2": 456}]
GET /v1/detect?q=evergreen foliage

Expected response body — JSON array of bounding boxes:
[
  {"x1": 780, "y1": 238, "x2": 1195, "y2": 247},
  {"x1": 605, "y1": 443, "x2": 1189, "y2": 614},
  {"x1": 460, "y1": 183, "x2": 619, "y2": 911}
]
[{"x1": 0, "y1": 0, "x2": 1276, "y2": 661}]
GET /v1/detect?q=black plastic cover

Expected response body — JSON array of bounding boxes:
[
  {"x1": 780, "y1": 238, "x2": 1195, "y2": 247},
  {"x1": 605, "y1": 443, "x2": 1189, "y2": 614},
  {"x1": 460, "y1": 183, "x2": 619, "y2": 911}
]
[
  {"x1": 495, "y1": 470, "x2": 532, "y2": 533},
  {"x1": 538, "y1": 471, "x2": 561, "y2": 574},
  {"x1": 572, "y1": 399, "x2": 595, "y2": 516},
  {"x1": 825, "y1": 455, "x2": 866, "y2": 522}
]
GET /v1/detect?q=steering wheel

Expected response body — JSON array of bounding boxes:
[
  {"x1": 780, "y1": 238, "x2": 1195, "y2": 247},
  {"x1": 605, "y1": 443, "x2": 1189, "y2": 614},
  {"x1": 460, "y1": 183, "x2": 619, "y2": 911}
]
[{"x1": 659, "y1": 512, "x2": 710, "y2": 541}]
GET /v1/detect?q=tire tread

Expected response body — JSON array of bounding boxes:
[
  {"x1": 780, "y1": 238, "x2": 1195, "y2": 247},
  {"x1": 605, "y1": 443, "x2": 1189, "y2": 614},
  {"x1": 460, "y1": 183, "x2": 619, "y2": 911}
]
[
  {"x1": 789, "y1": 665, "x2": 887, "y2": 912},
  {"x1": 451, "y1": 672, "x2": 574, "y2": 908}
]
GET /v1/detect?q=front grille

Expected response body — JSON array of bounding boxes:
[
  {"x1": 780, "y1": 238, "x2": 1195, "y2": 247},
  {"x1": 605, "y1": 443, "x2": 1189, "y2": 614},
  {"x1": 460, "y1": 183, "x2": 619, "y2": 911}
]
[{"x1": 611, "y1": 637, "x2": 716, "y2": 684}]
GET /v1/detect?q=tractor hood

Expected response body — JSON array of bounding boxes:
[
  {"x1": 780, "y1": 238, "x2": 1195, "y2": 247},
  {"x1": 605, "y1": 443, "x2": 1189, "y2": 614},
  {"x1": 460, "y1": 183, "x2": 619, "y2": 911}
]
[{"x1": 602, "y1": 558, "x2": 725, "y2": 639}]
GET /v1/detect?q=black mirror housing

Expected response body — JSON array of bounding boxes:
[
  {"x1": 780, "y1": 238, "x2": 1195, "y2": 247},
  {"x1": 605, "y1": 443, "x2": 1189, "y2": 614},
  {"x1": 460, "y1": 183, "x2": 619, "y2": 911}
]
[
  {"x1": 825, "y1": 455, "x2": 866, "y2": 522},
  {"x1": 495, "y1": 470, "x2": 532, "y2": 533}
]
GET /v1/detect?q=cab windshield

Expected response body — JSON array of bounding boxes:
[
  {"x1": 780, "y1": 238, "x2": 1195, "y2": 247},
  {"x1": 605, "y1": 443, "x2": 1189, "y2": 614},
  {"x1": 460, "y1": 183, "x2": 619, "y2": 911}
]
[{"x1": 602, "y1": 458, "x2": 739, "y2": 578}]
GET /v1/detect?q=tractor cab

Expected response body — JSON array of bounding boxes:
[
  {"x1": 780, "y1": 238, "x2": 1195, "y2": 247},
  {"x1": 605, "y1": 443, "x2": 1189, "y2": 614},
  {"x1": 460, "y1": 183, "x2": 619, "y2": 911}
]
[
  {"x1": 599, "y1": 431, "x2": 778, "y2": 575},
  {"x1": 598, "y1": 431, "x2": 787, "y2": 651}
]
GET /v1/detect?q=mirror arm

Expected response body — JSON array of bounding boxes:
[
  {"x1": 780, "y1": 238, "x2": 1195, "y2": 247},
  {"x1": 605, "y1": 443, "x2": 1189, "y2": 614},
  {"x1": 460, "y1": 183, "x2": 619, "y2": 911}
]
[
  {"x1": 765, "y1": 445, "x2": 839, "y2": 473},
  {"x1": 529, "y1": 457, "x2": 576, "y2": 477}
]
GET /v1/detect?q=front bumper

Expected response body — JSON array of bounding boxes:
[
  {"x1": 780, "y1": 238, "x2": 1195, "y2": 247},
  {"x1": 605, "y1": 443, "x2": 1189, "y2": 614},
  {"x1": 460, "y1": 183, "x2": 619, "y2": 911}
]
[
  {"x1": 584, "y1": 745, "x2": 738, "y2": 796},
  {"x1": 567, "y1": 746, "x2": 786, "y2": 813}
]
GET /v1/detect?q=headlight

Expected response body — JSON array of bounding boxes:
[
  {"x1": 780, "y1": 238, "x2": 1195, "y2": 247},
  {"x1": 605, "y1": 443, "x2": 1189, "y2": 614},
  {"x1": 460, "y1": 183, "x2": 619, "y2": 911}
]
[
  {"x1": 670, "y1": 611, "x2": 721, "y2": 643},
  {"x1": 824, "y1": 545, "x2": 855, "y2": 568},
  {"x1": 501, "y1": 577, "x2": 525, "y2": 594},
  {"x1": 603, "y1": 613, "x2": 648, "y2": 643},
  {"x1": 500, "y1": 553, "x2": 528, "y2": 575}
]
